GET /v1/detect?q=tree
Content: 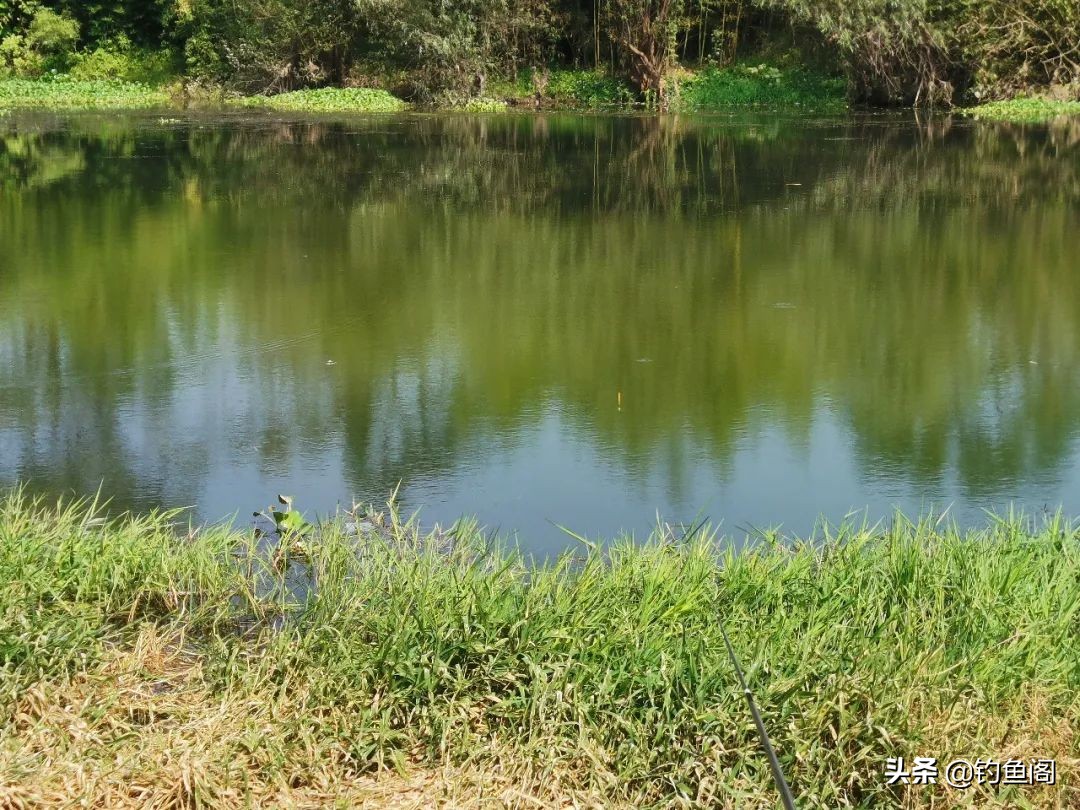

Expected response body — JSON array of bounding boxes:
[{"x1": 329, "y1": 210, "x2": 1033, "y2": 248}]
[{"x1": 605, "y1": 0, "x2": 684, "y2": 103}]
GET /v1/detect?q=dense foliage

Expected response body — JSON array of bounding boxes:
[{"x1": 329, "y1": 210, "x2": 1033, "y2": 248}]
[
  {"x1": 0, "y1": 6, "x2": 77, "y2": 76},
  {"x1": 0, "y1": 0, "x2": 1077, "y2": 106},
  {"x1": 674, "y1": 63, "x2": 845, "y2": 110},
  {"x1": 764, "y1": 0, "x2": 1080, "y2": 104}
]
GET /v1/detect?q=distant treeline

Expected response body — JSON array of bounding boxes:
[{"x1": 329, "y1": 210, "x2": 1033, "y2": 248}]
[{"x1": 0, "y1": 0, "x2": 1077, "y2": 105}]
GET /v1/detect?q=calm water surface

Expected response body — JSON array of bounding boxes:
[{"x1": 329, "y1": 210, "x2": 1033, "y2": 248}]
[{"x1": 2, "y1": 110, "x2": 1078, "y2": 553}]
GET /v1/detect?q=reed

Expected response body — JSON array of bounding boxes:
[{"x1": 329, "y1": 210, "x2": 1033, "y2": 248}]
[{"x1": 1, "y1": 489, "x2": 1076, "y2": 807}]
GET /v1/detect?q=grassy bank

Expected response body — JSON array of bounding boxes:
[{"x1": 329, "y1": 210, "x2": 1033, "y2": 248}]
[{"x1": 1, "y1": 492, "x2": 1077, "y2": 807}]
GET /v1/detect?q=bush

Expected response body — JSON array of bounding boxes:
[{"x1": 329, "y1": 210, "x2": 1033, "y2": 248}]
[
  {"x1": 181, "y1": 0, "x2": 366, "y2": 92},
  {"x1": 182, "y1": 0, "x2": 560, "y2": 100},
  {"x1": 546, "y1": 69, "x2": 633, "y2": 107},
  {"x1": 46, "y1": 0, "x2": 174, "y2": 49},
  {"x1": 673, "y1": 63, "x2": 847, "y2": 110},
  {"x1": 760, "y1": 0, "x2": 1080, "y2": 104},
  {"x1": 758, "y1": 0, "x2": 951, "y2": 104},
  {"x1": 69, "y1": 36, "x2": 174, "y2": 84},
  {"x1": 352, "y1": 0, "x2": 561, "y2": 100},
  {"x1": 0, "y1": 6, "x2": 78, "y2": 77},
  {"x1": 958, "y1": 0, "x2": 1080, "y2": 99},
  {"x1": 0, "y1": 34, "x2": 39, "y2": 76}
]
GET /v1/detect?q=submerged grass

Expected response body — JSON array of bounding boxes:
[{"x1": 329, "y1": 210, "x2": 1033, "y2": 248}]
[{"x1": 1, "y1": 490, "x2": 1078, "y2": 807}]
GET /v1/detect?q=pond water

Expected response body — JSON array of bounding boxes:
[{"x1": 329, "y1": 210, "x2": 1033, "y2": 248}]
[{"x1": 1, "y1": 110, "x2": 1078, "y2": 554}]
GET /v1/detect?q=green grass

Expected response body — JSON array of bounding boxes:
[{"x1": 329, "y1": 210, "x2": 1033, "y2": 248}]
[
  {"x1": 672, "y1": 64, "x2": 848, "y2": 112},
  {"x1": 1, "y1": 490, "x2": 1077, "y2": 806},
  {"x1": 966, "y1": 96, "x2": 1080, "y2": 123},
  {"x1": 237, "y1": 87, "x2": 407, "y2": 113},
  {"x1": 0, "y1": 76, "x2": 170, "y2": 109}
]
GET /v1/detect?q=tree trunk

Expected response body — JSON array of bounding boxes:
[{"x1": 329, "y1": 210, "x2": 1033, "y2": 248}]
[
  {"x1": 616, "y1": 0, "x2": 676, "y2": 107},
  {"x1": 626, "y1": 41, "x2": 667, "y2": 105}
]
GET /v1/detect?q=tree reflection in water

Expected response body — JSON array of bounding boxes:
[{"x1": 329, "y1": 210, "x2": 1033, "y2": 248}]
[{"x1": 1, "y1": 110, "x2": 1078, "y2": 545}]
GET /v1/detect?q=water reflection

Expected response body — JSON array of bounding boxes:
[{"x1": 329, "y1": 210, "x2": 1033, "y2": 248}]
[{"x1": 1, "y1": 111, "x2": 1078, "y2": 551}]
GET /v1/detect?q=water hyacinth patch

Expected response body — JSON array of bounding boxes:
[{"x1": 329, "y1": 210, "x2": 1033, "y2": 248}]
[
  {"x1": 966, "y1": 97, "x2": 1080, "y2": 123},
  {"x1": 0, "y1": 76, "x2": 169, "y2": 109},
  {"x1": 237, "y1": 87, "x2": 407, "y2": 113}
]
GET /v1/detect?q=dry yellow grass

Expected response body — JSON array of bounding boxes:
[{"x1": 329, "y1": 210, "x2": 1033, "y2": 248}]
[
  {"x1": 0, "y1": 626, "x2": 591, "y2": 809},
  {"x1": 2, "y1": 623, "x2": 1075, "y2": 808}
]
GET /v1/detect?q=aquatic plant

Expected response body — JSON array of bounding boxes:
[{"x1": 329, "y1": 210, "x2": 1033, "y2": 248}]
[
  {"x1": 237, "y1": 86, "x2": 407, "y2": 113},
  {"x1": 966, "y1": 97, "x2": 1080, "y2": 123},
  {"x1": 0, "y1": 489, "x2": 1076, "y2": 806},
  {"x1": 0, "y1": 76, "x2": 169, "y2": 108},
  {"x1": 453, "y1": 95, "x2": 509, "y2": 112},
  {"x1": 254, "y1": 493, "x2": 310, "y2": 537}
]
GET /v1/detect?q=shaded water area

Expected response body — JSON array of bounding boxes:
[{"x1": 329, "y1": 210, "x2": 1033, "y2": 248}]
[{"x1": 1, "y1": 109, "x2": 1078, "y2": 554}]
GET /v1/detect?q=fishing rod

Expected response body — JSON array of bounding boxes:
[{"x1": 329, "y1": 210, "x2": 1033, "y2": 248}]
[
  {"x1": 667, "y1": 517, "x2": 796, "y2": 809},
  {"x1": 720, "y1": 623, "x2": 797, "y2": 810}
]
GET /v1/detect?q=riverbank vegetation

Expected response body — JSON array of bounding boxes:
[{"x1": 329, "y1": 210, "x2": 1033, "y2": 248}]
[
  {"x1": 967, "y1": 97, "x2": 1080, "y2": 124},
  {"x1": 237, "y1": 86, "x2": 407, "y2": 113},
  {"x1": 0, "y1": 1, "x2": 1078, "y2": 113},
  {"x1": 0, "y1": 76, "x2": 167, "y2": 108},
  {"x1": 1, "y1": 489, "x2": 1077, "y2": 806}
]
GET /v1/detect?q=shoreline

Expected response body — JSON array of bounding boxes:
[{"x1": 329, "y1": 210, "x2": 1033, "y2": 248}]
[
  {"x1": 2, "y1": 75, "x2": 1078, "y2": 124},
  {"x1": 0, "y1": 68, "x2": 846, "y2": 115},
  {"x1": 1, "y1": 490, "x2": 1076, "y2": 807}
]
